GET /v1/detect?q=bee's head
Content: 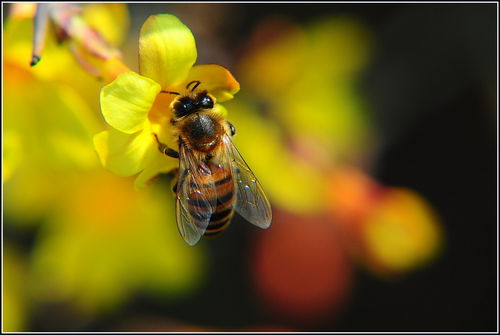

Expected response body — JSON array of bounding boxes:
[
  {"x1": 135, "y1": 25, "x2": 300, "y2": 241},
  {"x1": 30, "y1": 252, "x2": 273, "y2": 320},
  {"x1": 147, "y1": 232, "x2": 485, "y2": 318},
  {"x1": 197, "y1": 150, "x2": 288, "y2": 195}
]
[{"x1": 172, "y1": 90, "x2": 214, "y2": 119}]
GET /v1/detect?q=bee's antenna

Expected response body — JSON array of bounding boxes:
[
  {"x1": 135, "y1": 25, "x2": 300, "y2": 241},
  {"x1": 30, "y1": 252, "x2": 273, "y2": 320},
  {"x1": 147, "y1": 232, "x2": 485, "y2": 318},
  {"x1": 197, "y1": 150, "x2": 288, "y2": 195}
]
[
  {"x1": 161, "y1": 90, "x2": 180, "y2": 95},
  {"x1": 186, "y1": 80, "x2": 201, "y2": 92}
]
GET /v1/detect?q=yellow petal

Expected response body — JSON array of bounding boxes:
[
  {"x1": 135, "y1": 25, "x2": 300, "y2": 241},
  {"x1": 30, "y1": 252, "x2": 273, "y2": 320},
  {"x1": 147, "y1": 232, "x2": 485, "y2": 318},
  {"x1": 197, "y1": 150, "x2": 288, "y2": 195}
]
[
  {"x1": 183, "y1": 64, "x2": 240, "y2": 102},
  {"x1": 100, "y1": 72, "x2": 161, "y2": 134},
  {"x1": 139, "y1": 14, "x2": 197, "y2": 88},
  {"x1": 93, "y1": 127, "x2": 156, "y2": 176}
]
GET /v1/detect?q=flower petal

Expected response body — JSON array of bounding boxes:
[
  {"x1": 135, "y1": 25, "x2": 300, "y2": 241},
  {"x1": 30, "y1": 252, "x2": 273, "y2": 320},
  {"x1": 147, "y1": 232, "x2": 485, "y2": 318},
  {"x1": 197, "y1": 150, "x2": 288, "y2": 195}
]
[
  {"x1": 100, "y1": 72, "x2": 161, "y2": 134},
  {"x1": 93, "y1": 126, "x2": 156, "y2": 176},
  {"x1": 184, "y1": 64, "x2": 240, "y2": 102},
  {"x1": 139, "y1": 14, "x2": 197, "y2": 88}
]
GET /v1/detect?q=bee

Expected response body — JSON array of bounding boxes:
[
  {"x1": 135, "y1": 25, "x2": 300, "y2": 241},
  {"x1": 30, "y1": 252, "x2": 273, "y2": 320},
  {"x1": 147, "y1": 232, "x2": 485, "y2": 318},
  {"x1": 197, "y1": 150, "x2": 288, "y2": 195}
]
[{"x1": 153, "y1": 80, "x2": 272, "y2": 246}]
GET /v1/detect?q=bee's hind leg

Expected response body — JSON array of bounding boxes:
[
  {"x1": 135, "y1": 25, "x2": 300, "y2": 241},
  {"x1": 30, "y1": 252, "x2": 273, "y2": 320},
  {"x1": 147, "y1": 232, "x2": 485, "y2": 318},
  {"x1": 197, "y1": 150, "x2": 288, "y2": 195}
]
[
  {"x1": 152, "y1": 133, "x2": 179, "y2": 158},
  {"x1": 170, "y1": 168, "x2": 179, "y2": 194}
]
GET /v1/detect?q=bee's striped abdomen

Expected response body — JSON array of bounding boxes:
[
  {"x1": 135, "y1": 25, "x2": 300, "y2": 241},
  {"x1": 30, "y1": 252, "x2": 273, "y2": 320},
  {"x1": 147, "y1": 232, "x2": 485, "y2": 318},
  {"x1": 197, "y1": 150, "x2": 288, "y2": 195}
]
[
  {"x1": 204, "y1": 165, "x2": 235, "y2": 237},
  {"x1": 185, "y1": 163, "x2": 235, "y2": 237}
]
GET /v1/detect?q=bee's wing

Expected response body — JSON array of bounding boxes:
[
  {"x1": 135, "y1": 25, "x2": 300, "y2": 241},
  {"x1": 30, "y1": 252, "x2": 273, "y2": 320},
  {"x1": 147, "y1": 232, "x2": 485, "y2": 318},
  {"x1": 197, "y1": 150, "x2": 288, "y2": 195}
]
[
  {"x1": 176, "y1": 142, "x2": 217, "y2": 246},
  {"x1": 221, "y1": 134, "x2": 272, "y2": 229}
]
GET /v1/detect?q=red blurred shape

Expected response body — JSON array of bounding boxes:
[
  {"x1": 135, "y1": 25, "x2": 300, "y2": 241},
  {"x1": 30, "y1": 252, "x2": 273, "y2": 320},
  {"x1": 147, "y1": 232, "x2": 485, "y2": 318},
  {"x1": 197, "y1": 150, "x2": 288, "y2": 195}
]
[
  {"x1": 327, "y1": 167, "x2": 385, "y2": 253},
  {"x1": 251, "y1": 209, "x2": 352, "y2": 326}
]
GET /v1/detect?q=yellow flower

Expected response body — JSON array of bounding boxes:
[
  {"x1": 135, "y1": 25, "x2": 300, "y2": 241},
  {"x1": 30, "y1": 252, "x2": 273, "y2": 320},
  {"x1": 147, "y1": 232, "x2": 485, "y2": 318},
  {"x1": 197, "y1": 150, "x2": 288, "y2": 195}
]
[
  {"x1": 94, "y1": 14, "x2": 240, "y2": 188},
  {"x1": 6, "y1": 4, "x2": 130, "y2": 85},
  {"x1": 238, "y1": 17, "x2": 373, "y2": 162},
  {"x1": 3, "y1": 4, "x2": 129, "y2": 220},
  {"x1": 29, "y1": 171, "x2": 206, "y2": 316},
  {"x1": 362, "y1": 188, "x2": 443, "y2": 276}
]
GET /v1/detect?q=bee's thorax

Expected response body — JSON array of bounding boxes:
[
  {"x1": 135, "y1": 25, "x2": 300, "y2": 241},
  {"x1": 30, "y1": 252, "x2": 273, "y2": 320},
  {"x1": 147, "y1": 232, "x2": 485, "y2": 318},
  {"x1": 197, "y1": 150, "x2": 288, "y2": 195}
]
[{"x1": 180, "y1": 113, "x2": 222, "y2": 153}]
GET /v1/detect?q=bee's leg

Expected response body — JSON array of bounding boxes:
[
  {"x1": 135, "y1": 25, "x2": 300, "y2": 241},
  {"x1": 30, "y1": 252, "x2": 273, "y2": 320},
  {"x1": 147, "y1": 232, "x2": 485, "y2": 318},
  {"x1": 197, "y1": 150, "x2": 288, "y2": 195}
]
[
  {"x1": 226, "y1": 121, "x2": 236, "y2": 137},
  {"x1": 170, "y1": 168, "x2": 179, "y2": 194},
  {"x1": 152, "y1": 133, "x2": 179, "y2": 159}
]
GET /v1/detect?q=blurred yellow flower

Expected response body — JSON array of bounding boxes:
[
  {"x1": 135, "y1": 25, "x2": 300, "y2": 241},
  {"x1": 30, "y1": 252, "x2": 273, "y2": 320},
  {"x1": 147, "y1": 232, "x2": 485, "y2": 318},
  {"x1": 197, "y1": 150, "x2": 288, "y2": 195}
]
[
  {"x1": 18, "y1": 3, "x2": 130, "y2": 81},
  {"x1": 6, "y1": 4, "x2": 130, "y2": 85},
  {"x1": 94, "y1": 14, "x2": 240, "y2": 188},
  {"x1": 238, "y1": 17, "x2": 373, "y2": 162},
  {"x1": 3, "y1": 59, "x2": 100, "y2": 222},
  {"x1": 362, "y1": 188, "x2": 443, "y2": 276},
  {"x1": 224, "y1": 99, "x2": 328, "y2": 214},
  {"x1": 29, "y1": 171, "x2": 206, "y2": 315},
  {"x1": 3, "y1": 4, "x2": 129, "y2": 220},
  {"x1": 226, "y1": 17, "x2": 374, "y2": 214},
  {"x1": 327, "y1": 167, "x2": 444, "y2": 276},
  {"x1": 80, "y1": 3, "x2": 129, "y2": 52}
]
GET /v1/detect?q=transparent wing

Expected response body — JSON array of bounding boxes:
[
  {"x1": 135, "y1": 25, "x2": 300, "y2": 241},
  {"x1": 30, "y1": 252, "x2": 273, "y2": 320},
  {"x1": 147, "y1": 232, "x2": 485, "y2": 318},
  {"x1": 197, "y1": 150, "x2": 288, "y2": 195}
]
[
  {"x1": 221, "y1": 134, "x2": 272, "y2": 229},
  {"x1": 176, "y1": 142, "x2": 217, "y2": 246}
]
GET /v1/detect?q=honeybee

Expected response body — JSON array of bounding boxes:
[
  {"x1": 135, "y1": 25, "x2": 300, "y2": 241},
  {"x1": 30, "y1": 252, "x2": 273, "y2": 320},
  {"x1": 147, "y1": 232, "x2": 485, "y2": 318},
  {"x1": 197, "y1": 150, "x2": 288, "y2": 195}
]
[{"x1": 153, "y1": 80, "x2": 272, "y2": 246}]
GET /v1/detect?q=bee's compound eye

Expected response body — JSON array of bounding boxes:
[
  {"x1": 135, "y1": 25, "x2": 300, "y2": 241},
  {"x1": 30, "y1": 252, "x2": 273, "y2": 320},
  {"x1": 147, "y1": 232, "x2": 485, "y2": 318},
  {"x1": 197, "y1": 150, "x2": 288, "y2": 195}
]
[
  {"x1": 174, "y1": 101, "x2": 194, "y2": 118},
  {"x1": 178, "y1": 104, "x2": 188, "y2": 116},
  {"x1": 200, "y1": 95, "x2": 214, "y2": 109}
]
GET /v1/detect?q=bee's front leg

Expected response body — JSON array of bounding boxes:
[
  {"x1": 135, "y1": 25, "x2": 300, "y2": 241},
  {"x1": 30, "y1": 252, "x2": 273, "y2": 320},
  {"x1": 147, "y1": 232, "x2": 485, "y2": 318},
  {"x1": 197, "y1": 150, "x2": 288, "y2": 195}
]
[{"x1": 152, "y1": 133, "x2": 179, "y2": 159}]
